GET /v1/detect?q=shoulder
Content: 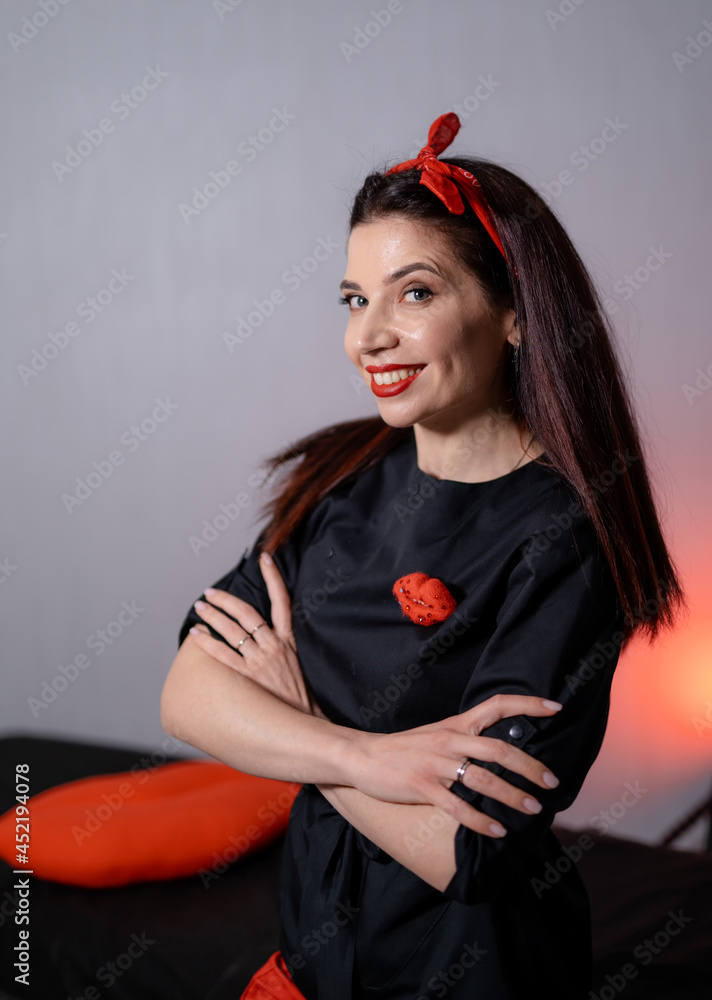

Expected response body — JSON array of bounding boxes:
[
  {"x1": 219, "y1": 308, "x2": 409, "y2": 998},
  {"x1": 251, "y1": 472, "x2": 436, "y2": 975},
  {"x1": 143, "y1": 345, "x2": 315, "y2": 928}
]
[
  {"x1": 294, "y1": 429, "x2": 416, "y2": 543},
  {"x1": 513, "y1": 457, "x2": 590, "y2": 541},
  {"x1": 505, "y1": 464, "x2": 621, "y2": 621}
]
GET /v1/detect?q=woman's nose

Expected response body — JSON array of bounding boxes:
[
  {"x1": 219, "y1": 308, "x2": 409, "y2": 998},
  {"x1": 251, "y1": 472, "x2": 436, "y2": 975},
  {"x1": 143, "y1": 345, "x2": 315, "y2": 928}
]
[{"x1": 348, "y1": 301, "x2": 398, "y2": 355}]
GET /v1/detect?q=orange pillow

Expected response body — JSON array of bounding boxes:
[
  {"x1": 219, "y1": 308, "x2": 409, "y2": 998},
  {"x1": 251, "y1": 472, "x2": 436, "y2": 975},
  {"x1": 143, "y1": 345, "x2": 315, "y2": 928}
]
[{"x1": 0, "y1": 761, "x2": 300, "y2": 888}]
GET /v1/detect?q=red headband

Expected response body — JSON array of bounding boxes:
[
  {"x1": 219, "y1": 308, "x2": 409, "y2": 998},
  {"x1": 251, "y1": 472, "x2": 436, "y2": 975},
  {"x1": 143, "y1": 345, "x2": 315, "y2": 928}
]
[{"x1": 385, "y1": 112, "x2": 509, "y2": 265}]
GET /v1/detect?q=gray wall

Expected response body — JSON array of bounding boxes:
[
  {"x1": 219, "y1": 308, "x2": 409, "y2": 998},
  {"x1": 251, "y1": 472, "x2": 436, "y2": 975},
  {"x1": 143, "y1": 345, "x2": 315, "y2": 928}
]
[{"x1": 2, "y1": 0, "x2": 711, "y2": 848}]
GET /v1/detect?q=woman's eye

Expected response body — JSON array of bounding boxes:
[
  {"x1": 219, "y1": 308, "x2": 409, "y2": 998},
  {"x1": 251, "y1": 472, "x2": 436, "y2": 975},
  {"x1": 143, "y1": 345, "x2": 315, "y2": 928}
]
[
  {"x1": 338, "y1": 294, "x2": 367, "y2": 309},
  {"x1": 404, "y1": 287, "x2": 432, "y2": 303}
]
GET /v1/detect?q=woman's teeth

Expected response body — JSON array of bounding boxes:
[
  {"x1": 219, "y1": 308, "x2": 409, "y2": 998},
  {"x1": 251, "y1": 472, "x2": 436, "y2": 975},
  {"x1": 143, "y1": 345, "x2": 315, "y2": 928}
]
[{"x1": 372, "y1": 366, "x2": 425, "y2": 386}]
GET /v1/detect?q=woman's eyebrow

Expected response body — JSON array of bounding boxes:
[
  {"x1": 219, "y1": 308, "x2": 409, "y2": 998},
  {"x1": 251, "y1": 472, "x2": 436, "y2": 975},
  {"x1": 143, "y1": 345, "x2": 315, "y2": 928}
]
[{"x1": 339, "y1": 262, "x2": 440, "y2": 293}]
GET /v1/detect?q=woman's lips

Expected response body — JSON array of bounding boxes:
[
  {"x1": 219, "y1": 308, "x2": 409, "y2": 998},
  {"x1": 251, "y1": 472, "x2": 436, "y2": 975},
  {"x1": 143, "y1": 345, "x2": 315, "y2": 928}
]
[{"x1": 366, "y1": 365, "x2": 426, "y2": 398}]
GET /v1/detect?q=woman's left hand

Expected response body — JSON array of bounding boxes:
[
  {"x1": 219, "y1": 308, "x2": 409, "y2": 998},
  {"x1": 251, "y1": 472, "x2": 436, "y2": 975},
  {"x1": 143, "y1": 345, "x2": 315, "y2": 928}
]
[{"x1": 188, "y1": 552, "x2": 329, "y2": 719}]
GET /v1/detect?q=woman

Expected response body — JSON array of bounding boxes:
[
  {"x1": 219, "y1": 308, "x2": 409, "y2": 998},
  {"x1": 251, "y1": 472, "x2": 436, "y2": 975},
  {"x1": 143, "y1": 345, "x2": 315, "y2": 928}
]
[{"x1": 161, "y1": 113, "x2": 685, "y2": 999}]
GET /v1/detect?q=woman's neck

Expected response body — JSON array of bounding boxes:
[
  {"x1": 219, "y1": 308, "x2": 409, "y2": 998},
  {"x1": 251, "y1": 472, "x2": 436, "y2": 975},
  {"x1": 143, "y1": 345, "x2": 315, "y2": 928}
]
[{"x1": 412, "y1": 409, "x2": 543, "y2": 483}]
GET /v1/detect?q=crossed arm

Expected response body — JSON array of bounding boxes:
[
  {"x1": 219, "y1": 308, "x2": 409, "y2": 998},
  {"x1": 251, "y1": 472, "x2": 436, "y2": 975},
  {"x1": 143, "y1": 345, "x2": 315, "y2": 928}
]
[{"x1": 160, "y1": 553, "x2": 561, "y2": 894}]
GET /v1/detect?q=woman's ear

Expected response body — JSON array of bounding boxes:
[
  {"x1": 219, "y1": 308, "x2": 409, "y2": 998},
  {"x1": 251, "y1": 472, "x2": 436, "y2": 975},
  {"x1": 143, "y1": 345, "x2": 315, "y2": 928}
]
[{"x1": 502, "y1": 307, "x2": 520, "y2": 348}]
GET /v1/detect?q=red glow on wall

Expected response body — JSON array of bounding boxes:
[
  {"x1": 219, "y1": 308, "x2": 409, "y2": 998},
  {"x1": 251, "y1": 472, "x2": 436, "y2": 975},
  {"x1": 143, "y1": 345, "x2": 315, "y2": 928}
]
[{"x1": 607, "y1": 610, "x2": 712, "y2": 768}]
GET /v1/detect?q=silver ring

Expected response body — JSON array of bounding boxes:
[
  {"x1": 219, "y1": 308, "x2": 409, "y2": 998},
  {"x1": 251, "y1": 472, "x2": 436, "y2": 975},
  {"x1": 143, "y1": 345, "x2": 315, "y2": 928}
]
[
  {"x1": 456, "y1": 760, "x2": 471, "y2": 783},
  {"x1": 235, "y1": 635, "x2": 251, "y2": 650},
  {"x1": 250, "y1": 622, "x2": 267, "y2": 636}
]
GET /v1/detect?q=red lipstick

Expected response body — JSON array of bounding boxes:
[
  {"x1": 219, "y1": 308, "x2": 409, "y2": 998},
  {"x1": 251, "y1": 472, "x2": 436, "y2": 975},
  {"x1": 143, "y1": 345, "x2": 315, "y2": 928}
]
[{"x1": 364, "y1": 363, "x2": 427, "y2": 398}]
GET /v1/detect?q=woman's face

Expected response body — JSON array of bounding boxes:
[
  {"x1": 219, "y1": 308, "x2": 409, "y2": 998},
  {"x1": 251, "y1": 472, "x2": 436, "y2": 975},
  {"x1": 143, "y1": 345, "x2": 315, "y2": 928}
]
[{"x1": 341, "y1": 217, "x2": 518, "y2": 433}]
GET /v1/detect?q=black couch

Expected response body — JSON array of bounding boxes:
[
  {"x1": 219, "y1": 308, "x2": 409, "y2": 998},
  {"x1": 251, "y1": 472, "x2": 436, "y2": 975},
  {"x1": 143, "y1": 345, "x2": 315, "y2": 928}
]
[{"x1": 0, "y1": 734, "x2": 710, "y2": 999}]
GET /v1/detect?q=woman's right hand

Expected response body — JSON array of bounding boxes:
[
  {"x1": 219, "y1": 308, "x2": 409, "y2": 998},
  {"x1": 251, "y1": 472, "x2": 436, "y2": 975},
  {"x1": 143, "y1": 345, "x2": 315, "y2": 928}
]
[{"x1": 345, "y1": 694, "x2": 562, "y2": 834}]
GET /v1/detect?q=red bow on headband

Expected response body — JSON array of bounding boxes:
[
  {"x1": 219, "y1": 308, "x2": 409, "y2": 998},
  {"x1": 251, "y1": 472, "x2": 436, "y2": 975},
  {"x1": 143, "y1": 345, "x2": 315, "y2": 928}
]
[{"x1": 385, "y1": 112, "x2": 509, "y2": 265}]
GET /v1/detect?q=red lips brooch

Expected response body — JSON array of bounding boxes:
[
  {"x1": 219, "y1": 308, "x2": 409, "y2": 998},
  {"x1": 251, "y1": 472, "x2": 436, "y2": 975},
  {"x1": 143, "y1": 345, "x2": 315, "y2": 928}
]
[{"x1": 392, "y1": 573, "x2": 457, "y2": 625}]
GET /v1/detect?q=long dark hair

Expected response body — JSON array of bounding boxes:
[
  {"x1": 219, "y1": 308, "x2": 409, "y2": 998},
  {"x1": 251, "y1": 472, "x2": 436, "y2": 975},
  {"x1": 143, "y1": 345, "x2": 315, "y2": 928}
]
[{"x1": 254, "y1": 155, "x2": 685, "y2": 646}]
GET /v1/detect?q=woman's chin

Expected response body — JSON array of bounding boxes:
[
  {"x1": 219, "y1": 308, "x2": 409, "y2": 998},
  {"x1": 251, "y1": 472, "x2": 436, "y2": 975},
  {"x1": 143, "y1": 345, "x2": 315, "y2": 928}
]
[{"x1": 374, "y1": 405, "x2": 419, "y2": 429}]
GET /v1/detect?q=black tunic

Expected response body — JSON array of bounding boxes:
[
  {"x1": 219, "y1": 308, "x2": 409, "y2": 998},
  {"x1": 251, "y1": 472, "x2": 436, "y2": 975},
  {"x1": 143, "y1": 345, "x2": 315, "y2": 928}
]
[{"x1": 178, "y1": 427, "x2": 624, "y2": 999}]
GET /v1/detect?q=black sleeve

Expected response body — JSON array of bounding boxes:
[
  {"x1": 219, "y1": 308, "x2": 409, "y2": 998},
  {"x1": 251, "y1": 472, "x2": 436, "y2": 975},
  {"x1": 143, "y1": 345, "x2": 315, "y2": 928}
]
[
  {"x1": 443, "y1": 515, "x2": 626, "y2": 905},
  {"x1": 177, "y1": 519, "x2": 306, "y2": 650}
]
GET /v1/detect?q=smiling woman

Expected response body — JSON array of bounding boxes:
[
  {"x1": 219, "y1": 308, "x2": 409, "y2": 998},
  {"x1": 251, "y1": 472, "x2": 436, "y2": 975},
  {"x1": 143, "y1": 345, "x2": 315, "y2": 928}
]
[
  {"x1": 161, "y1": 112, "x2": 685, "y2": 999},
  {"x1": 339, "y1": 218, "x2": 538, "y2": 479}
]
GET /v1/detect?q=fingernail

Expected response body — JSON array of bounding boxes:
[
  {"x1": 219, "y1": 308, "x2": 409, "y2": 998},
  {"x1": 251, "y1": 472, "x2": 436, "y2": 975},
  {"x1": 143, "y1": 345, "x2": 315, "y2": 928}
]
[
  {"x1": 261, "y1": 551, "x2": 273, "y2": 565},
  {"x1": 523, "y1": 797, "x2": 542, "y2": 814},
  {"x1": 194, "y1": 600, "x2": 206, "y2": 610},
  {"x1": 541, "y1": 699, "x2": 562, "y2": 710},
  {"x1": 189, "y1": 626, "x2": 202, "y2": 635},
  {"x1": 489, "y1": 822, "x2": 507, "y2": 837},
  {"x1": 204, "y1": 587, "x2": 218, "y2": 596},
  {"x1": 543, "y1": 772, "x2": 559, "y2": 788}
]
